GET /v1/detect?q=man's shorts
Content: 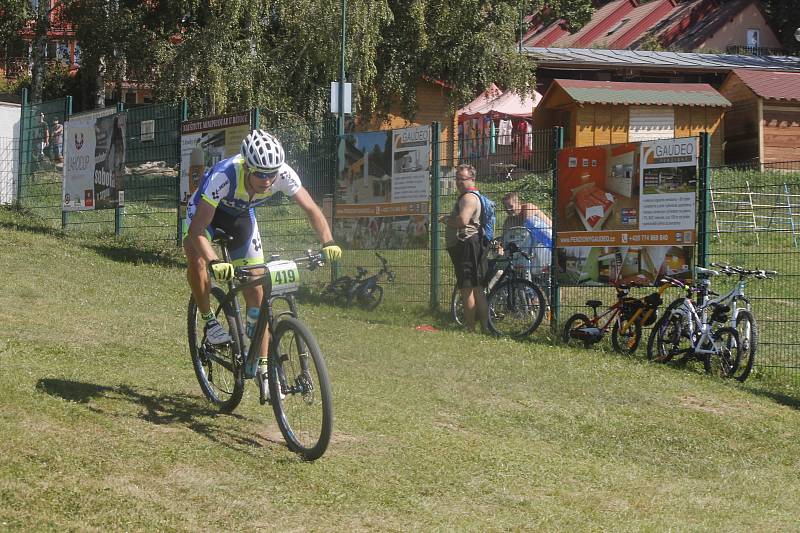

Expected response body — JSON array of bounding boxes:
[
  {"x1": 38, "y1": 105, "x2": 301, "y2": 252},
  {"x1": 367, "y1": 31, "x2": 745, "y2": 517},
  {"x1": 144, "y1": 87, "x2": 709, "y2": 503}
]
[
  {"x1": 183, "y1": 204, "x2": 264, "y2": 266},
  {"x1": 447, "y1": 236, "x2": 488, "y2": 289}
]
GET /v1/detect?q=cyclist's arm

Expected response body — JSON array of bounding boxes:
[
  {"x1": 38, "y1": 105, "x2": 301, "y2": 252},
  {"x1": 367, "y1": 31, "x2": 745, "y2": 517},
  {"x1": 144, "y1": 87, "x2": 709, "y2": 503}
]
[
  {"x1": 292, "y1": 186, "x2": 334, "y2": 244},
  {"x1": 186, "y1": 199, "x2": 220, "y2": 263},
  {"x1": 523, "y1": 203, "x2": 551, "y2": 225}
]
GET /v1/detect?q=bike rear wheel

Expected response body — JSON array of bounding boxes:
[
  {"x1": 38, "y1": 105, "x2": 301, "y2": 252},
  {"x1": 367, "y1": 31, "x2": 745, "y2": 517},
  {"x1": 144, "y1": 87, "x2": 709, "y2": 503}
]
[
  {"x1": 562, "y1": 313, "x2": 593, "y2": 348},
  {"x1": 188, "y1": 287, "x2": 244, "y2": 412},
  {"x1": 487, "y1": 279, "x2": 546, "y2": 337},
  {"x1": 269, "y1": 317, "x2": 333, "y2": 461},
  {"x1": 733, "y1": 310, "x2": 757, "y2": 382},
  {"x1": 703, "y1": 326, "x2": 741, "y2": 378}
]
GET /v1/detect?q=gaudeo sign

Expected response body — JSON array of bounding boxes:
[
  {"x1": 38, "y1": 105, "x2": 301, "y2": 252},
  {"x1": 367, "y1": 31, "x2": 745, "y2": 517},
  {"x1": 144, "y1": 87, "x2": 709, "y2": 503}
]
[{"x1": 555, "y1": 137, "x2": 698, "y2": 287}]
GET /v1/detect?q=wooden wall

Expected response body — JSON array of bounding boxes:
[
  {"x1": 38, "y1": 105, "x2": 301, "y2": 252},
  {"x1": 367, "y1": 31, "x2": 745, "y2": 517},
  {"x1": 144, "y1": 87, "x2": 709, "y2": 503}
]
[
  {"x1": 719, "y1": 75, "x2": 760, "y2": 164},
  {"x1": 762, "y1": 104, "x2": 800, "y2": 163},
  {"x1": 361, "y1": 80, "x2": 457, "y2": 162},
  {"x1": 570, "y1": 103, "x2": 725, "y2": 163}
]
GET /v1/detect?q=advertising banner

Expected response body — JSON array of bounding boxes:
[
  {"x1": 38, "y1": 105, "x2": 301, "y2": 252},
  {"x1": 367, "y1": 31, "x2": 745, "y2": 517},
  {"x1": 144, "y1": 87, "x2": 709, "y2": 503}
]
[
  {"x1": 179, "y1": 111, "x2": 251, "y2": 211},
  {"x1": 334, "y1": 126, "x2": 430, "y2": 249},
  {"x1": 62, "y1": 113, "x2": 126, "y2": 211},
  {"x1": 555, "y1": 137, "x2": 697, "y2": 286}
]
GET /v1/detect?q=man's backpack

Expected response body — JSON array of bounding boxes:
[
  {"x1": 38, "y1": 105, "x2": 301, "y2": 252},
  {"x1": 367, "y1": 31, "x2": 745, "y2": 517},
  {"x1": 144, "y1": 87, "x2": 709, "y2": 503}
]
[{"x1": 466, "y1": 190, "x2": 496, "y2": 244}]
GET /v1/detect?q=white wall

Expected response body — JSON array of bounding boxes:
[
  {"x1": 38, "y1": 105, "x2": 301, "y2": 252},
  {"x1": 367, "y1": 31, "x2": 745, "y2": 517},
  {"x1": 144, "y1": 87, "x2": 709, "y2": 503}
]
[{"x1": 0, "y1": 103, "x2": 21, "y2": 204}]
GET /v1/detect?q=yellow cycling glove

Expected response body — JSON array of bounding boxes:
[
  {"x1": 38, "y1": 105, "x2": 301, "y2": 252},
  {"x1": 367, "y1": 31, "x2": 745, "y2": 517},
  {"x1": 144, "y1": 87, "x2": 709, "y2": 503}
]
[
  {"x1": 322, "y1": 241, "x2": 342, "y2": 263},
  {"x1": 209, "y1": 260, "x2": 235, "y2": 281}
]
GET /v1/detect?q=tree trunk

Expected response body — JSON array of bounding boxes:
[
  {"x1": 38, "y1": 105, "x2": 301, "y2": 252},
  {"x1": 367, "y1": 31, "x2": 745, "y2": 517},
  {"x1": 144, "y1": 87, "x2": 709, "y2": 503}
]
[
  {"x1": 29, "y1": 0, "x2": 50, "y2": 103},
  {"x1": 95, "y1": 56, "x2": 106, "y2": 108}
]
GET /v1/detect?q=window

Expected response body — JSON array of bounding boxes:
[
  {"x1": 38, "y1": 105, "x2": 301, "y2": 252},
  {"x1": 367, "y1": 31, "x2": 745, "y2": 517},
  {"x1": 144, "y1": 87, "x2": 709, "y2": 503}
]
[
  {"x1": 746, "y1": 29, "x2": 760, "y2": 49},
  {"x1": 140, "y1": 120, "x2": 155, "y2": 142}
]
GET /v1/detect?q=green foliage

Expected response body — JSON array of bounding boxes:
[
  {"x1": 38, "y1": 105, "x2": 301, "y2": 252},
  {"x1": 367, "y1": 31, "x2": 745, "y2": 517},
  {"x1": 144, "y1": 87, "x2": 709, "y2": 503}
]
[{"x1": 762, "y1": 0, "x2": 800, "y2": 54}]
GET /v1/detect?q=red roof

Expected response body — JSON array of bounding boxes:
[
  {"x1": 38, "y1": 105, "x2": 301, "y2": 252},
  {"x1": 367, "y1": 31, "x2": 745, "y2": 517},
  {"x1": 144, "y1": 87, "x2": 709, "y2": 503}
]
[{"x1": 730, "y1": 69, "x2": 800, "y2": 102}]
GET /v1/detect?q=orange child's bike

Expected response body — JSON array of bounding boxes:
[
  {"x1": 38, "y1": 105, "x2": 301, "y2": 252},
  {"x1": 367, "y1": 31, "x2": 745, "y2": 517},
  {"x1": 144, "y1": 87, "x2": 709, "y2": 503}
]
[{"x1": 561, "y1": 279, "x2": 678, "y2": 354}]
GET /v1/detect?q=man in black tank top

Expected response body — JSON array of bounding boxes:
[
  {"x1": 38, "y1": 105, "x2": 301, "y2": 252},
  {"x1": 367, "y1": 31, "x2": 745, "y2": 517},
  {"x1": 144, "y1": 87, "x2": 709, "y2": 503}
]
[{"x1": 439, "y1": 164, "x2": 489, "y2": 331}]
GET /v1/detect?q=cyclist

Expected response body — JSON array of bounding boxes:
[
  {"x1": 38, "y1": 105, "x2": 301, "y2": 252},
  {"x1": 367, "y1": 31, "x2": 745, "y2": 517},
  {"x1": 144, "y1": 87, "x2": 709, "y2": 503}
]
[
  {"x1": 183, "y1": 130, "x2": 341, "y2": 366},
  {"x1": 501, "y1": 192, "x2": 552, "y2": 278}
]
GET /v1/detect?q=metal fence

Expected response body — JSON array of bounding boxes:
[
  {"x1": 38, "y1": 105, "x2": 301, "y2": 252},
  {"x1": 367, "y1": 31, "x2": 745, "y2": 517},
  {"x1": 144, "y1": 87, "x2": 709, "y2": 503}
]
[
  {"x1": 7, "y1": 96, "x2": 800, "y2": 383},
  {"x1": 704, "y1": 160, "x2": 800, "y2": 381}
]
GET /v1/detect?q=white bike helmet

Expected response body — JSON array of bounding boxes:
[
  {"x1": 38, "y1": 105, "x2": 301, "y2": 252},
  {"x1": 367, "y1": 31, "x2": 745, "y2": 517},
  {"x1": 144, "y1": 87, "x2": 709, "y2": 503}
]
[{"x1": 240, "y1": 129, "x2": 285, "y2": 171}]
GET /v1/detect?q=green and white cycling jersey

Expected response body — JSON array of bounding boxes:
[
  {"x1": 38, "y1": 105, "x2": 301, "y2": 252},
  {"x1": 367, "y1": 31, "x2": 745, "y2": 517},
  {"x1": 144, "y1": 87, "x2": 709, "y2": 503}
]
[{"x1": 184, "y1": 154, "x2": 302, "y2": 266}]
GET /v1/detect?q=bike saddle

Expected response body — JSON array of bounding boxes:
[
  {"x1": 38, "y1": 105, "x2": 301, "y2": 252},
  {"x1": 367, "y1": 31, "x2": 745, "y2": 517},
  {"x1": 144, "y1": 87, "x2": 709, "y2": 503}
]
[
  {"x1": 211, "y1": 229, "x2": 235, "y2": 245},
  {"x1": 695, "y1": 267, "x2": 719, "y2": 277},
  {"x1": 585, "y1": 300, "x2": 603, "y2": 309}
]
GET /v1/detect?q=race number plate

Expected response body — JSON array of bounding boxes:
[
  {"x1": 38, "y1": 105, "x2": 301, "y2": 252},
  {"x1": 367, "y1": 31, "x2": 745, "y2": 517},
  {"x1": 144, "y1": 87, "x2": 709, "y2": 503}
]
[{"x1": 267, "y1": 260, "x2": 300, "y2": 295}]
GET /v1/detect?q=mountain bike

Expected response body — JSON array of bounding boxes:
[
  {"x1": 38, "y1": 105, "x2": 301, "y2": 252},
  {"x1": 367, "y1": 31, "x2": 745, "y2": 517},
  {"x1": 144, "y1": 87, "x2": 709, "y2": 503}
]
[
  {"x1": 322, "y1": 252, "x2": 395, "y2": 310},
  {"x1": 187, "y1": 231, "x2": 333, "y2": 461},
  {"x1": 706, "y1": 262, "x2": 777, "y2": 382},
  {"x1": 646, "y1": 267, "x2": 742, "y2": 378}
]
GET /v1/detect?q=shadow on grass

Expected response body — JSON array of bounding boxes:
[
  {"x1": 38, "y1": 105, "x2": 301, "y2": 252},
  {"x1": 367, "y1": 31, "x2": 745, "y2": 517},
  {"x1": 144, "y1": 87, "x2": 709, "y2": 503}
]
[
  {"x1": 84, "y1": 243, "x2": 186, "y2": 268},
  {"x1": 744, "y1": 387, "x2": 800, "y2": 410},
  {"x1": 35, "y1": 378, "x2": 283, "y2": 452}
]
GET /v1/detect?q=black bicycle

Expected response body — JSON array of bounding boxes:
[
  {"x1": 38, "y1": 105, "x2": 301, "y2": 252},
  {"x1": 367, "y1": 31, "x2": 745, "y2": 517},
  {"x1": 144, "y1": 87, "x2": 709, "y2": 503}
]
[
  {"x1": 322, "y1": 252, "x2": 395, "y2": 310},
  {"x1": 187, "y1": 232, "x2": 334, "y2": 461},
  {"x1": 451, "y1": 240, "x2": 546, "y2": 337}
]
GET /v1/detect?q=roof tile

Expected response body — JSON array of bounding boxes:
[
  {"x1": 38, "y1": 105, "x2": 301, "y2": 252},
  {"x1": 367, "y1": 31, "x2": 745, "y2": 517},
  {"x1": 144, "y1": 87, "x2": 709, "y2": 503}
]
[
  {"x1": 554, "y1": 79, "x2": 731, "y2": 106},
  {"x1": 731, "y1": 69, "x2": 800, "y2": 102}
]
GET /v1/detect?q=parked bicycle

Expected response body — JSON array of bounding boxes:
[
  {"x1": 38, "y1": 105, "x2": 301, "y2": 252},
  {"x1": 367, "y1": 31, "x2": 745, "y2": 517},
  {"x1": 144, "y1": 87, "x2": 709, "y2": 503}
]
[
  {"x1": 322, "y1": 252, "x2": 395, "y2": 310},
  {"x1": 451, "y1": 237, "x2": 547, "y2": 337},
  {"x1": 698, "y1": 263, "x2": 775, "y2": 381},
  {"x1": 562, "y1": 282, "x2": 644, "y2": 352},
  {"x1": 187, "y1": 231, "x2": 333, "y2": 461},
  {"x1": 566, "y1": 278, "x2": 678, "y2": 354},
  {"x1": 646, "y1": 267, "x2": 742, "y2": 378}
]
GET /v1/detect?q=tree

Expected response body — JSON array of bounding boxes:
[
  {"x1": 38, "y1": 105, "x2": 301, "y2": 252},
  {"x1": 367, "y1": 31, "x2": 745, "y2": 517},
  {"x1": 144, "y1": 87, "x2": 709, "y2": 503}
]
[{"x1": 762, "y1": 0, "x2": 800, "y2": 54}]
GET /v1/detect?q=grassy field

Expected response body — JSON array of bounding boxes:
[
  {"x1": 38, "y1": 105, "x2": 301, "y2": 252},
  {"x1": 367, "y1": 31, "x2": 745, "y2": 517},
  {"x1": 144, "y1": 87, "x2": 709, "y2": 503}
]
[{"x1": 2, "y1": 206, "x2": 800, "y2": 531}]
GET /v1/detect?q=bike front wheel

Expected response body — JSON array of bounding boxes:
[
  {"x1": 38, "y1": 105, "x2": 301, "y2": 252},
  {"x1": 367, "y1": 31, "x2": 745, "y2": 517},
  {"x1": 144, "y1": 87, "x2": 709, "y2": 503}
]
[
  {"x1": 733, "y1": 310, "x2": 757, "y2": 382},
  {"x1": 450, "y1": 286, "x2": 464, "y2": 326},
  {"x1": 269, "y1": 317, "x2": 333, "y2": 461},
  {"x1": 359, "y1": 285, "x2": 384, "y2": 310},
  {"x1": 487, "y1": 279, "x2": 546, "y2": 337},
  {"x1": 187, "y1": 287, "x2": 244, "y2": 412},
  {"x1": 704, "y1": 326, "x2": 741, "y2": 378},
  {"x1": 611, "y1": 317, "x2": 642, "y2": 354}
]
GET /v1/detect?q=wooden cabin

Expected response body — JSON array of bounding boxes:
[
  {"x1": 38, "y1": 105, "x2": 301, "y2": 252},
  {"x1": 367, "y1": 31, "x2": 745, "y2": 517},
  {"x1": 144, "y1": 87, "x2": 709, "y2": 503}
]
[
  {"x1": 359, "y1": 77, "x2": 457, "y2": 162},
  {"x1": 533, "y1": 79, "x2": 730, "y2": 163},
  {"x1": 719, "y1": 69, "x2": 800, "y2": 164}
]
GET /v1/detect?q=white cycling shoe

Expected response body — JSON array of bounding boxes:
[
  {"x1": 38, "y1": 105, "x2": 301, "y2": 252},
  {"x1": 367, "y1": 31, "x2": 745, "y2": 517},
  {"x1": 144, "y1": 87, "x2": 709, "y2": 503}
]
[{"x1": 204, "y1": 318, "x2": 232, "y2": 345}]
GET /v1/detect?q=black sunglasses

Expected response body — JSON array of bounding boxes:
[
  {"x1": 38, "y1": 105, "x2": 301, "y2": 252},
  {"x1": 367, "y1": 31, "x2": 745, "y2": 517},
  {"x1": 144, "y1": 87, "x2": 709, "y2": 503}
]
[{"x1": 252, "y1": 169, "x2": 279, "y2": 180}]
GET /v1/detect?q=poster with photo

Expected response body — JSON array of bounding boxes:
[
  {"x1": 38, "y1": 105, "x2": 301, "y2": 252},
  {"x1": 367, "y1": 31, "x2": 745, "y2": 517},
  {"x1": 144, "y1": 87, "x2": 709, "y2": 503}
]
[
  {"x1": 62, "y1": 112, "x2": 126, "y2": 211},
  {"x1": 555, "y1": 138, "x2": 697, "y2": 286},
  {"x1": 179, "y1": 111, "x2": 251, "y2": 211},
  {"x1": 334, "y1": 126, "x2": 430, "y2": 249}
]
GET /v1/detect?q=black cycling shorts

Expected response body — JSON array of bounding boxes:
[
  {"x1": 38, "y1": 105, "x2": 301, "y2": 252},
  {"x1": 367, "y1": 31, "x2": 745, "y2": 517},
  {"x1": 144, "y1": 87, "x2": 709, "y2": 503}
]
[{"x1": 447, "y1": 236, "x2": 488, "y2": 289}]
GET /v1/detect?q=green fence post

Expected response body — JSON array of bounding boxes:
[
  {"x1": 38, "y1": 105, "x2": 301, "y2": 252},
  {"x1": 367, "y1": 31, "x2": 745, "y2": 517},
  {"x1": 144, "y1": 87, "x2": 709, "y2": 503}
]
[
  {"x1": 698, "y1": 132, "x2": 710, "y2": 268},
  {"x1": 114, "y1": 102, "x2": 125, "y2": 236},
  {"x1": 177, "y1": 98, "x2": 189, "y2": 246},
  {"x1": 16, "y1": 88, "x2": 29, "y2": 207},
  {"x1": 61, "y1": 96, "x2": 73, "y2": 229},
  {"x1": 178, "y1": 99, "x2": 189, "y2": 246},
  {"x1": 550, "y1": 126, "x2": 564, "y2": 336},
  {"x1": 430, "y1": 121, "x2": 441, "y2": 311}
]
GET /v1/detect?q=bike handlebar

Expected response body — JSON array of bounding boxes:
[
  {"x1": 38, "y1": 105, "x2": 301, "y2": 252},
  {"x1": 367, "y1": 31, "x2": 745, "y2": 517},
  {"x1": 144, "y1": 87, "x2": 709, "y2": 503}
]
[
  {"x1": 233, "y1": 249, "x2": 325, "y2": 279},
  {"x1": 710, "y1": 262, "x2": 777, "y2": 279}
]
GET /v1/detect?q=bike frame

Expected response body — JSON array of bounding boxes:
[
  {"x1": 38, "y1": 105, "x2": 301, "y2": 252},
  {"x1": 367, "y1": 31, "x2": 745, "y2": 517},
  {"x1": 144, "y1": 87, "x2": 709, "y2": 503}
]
[{"x1": 586, "y1": 300, "x2": 624, "y2": 334}]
